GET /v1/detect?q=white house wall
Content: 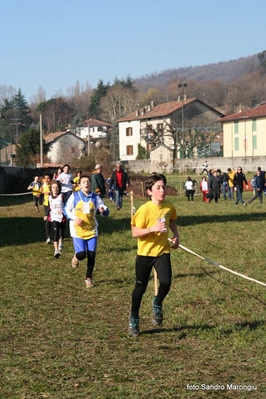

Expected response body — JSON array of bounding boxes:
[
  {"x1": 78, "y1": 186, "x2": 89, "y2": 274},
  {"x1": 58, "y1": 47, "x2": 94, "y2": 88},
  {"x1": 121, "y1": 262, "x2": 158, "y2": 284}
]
[
  {"x1": 47, "y1": 135, "x2": 85, "y2": 164},
  {"x1": 77, "y1": 126, "x2": 107, "y2": 139},
  {"x1": 119, "y1": 120, "x2": 140, "y2": 161}
]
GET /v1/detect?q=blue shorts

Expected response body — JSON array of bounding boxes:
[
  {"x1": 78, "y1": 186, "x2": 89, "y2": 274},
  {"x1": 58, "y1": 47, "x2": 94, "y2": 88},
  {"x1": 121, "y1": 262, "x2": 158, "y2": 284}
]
[{"x1": 73, "y1": 236, "x2": 97, "y2": 254}]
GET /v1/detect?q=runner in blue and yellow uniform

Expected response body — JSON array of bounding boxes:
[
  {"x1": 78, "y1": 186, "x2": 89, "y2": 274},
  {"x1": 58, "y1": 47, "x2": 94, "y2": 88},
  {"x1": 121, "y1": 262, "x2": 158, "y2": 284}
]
[{"x1": 64, "y1": 175, "x2": 109, "y2": 288}]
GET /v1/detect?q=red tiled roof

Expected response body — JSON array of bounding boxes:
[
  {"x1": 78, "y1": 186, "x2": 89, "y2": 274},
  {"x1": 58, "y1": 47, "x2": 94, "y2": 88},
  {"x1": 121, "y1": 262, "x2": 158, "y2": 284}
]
[
  {"x1": 117, "y1": 99, "x2": 196, "y2": 122},
  {"x1": 218, "y1": 103, "x2": 266, "y2": 123},
  {"x1": 117, "y1": 98, "x2": 224, "y2": 122},
  {"x1": 44, "y1": 131, "x2": 67, "y2": 143},
  {"x1": 85, "y1": 118, "x2": 111, "y2": 127},
  {"x1": 44, "y1": 131, "x2": 85, "y2": 144}
]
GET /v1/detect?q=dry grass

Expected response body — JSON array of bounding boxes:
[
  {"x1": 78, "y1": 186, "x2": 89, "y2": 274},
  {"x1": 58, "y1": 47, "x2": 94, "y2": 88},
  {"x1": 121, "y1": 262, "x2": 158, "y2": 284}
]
[{"x1": 0, "y1": 181, "x2": 266, "y2": 398}]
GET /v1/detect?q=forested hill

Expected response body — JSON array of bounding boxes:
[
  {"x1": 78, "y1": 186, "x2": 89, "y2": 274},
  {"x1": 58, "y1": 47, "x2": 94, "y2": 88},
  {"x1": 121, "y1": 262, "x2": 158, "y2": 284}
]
[{"x1": 134, "y1": 53, "x2": 260, "y2": 89}]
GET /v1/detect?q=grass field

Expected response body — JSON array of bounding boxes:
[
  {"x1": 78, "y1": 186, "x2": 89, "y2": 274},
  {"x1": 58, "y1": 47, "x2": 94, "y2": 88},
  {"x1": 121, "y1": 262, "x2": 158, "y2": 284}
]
[{"x1": 1, "y1": 178, "x2": 266, "y2": 399}]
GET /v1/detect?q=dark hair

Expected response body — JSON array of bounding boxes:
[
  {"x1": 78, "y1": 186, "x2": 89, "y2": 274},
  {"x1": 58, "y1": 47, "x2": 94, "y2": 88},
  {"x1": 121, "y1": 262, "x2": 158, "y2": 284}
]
[
  {"x1": 51, "y1": 180, "x2": 62, "y2": 194},
  {"x1": 62, "y1": 164, "x2": 70, "y2": 169},
  {"x1": 80, "y1": 175, "x2": 91, "y2": 182},
  {"x1": 43, "y1": 172, "x2": 52, "y2": 179},
  {"x1": 145, "y1": 173, "x2": 167, "y2": 192}
]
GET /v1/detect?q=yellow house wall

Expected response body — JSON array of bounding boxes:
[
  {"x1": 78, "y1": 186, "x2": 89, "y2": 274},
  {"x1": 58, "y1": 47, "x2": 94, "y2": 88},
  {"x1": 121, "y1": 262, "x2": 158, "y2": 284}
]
[{"x1": 223, "y1": 117, "x2": 266, "y2": 158}]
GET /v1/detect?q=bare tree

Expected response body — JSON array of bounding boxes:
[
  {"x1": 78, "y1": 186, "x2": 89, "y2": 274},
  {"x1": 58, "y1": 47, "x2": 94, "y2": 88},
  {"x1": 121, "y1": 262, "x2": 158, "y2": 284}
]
[{"x1": 100, "y1": 84, "x2": 140, "y2": 122}]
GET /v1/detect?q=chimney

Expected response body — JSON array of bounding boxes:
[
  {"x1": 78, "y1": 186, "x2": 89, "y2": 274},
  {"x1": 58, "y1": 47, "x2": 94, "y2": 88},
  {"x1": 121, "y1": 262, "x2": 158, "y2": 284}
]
[
  {"x1": 147, "y1": 105, "x2": 151, "y2": 112},
  {"x1": 136, "y1": 109, "x2": 139, "y2": 116},
  {"x1": 178, "y1": 95, "x2": 181, "y2": 101},
  {"x1": 184, "y1": 94, "x2": 187, "y2": 101},
  {"x1": 141, "y1": 108, "x2": 145, "y2": 115},
  {"x1": 151, "y1": 100, "x2": 154, "y2": 108}
]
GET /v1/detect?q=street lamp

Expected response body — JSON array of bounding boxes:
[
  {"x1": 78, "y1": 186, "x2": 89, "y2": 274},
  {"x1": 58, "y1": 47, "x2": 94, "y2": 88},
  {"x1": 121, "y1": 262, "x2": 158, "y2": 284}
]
[{"x1": 178, "y1": 83, "x2": 188, "y2": 158}]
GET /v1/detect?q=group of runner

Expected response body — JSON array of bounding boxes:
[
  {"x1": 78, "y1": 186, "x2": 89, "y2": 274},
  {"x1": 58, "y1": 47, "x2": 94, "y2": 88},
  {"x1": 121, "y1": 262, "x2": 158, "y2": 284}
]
[{"x1": 27, "y1": 165, "x2": 179, "y2": 337}]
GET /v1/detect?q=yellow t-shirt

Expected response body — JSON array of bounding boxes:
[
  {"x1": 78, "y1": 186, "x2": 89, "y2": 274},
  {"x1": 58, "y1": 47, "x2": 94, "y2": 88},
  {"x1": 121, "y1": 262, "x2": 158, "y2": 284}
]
[
  {"x1": 74, "y1": 198, "x2": 97, "y2": 239},
  {"x1": 73, "y1": 176, "x2": 81, "y2": 191},
  {"x1": 41, "y1": 183, "x2": 51, "y2": 206},
  {"x1": 131, "y1": 200, "x2": 177, "y2": 257},
  {"x1": 32, "y1": 182, "x2": 41, "y2": 197}
]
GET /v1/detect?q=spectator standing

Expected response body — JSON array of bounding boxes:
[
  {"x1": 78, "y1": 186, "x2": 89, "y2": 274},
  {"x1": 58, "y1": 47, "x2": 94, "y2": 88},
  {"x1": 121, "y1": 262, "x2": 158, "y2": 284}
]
[
  {"x1": 64, "y1": 175, "x2": 109, "y2": 288},
  {"x1": 109, "y1": 161, "x2": 130, "y2": 210},
  {"x1": 200, "y1": 176, "x2": 209, "y2": 202},
  {"x1": 184, "y1": 176, "x2": 195, "y2": 202},
  {"x1": 208, "y1": 170, "x2": 220, "y2": 203},
  {"x1": 233, "y1": 166, "x2": 248, "y2": 206},
  {"x1": 227, "y1": 168, "x2": 235, "y2": 200},
  {"x1": 56, "y1": 164, "x2": 73, "y2": 202},
  {"x1": 27, "y1": 176, "x2": 42, "y2": 212},
  {"x1": 257, "y1": 167, "x2": 266, "y2": 191},
  {"x1": 91, "y1": 164, "x2": 106, "y2": 198},
  {"x1": 220, "y1": 170, "x2": 229, "y2": 200}
]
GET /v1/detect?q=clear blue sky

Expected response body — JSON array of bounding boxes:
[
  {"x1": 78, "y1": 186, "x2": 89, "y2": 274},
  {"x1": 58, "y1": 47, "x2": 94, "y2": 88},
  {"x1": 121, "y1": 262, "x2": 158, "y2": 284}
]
[{"x1": 1, "y1": 0, "x2": 266, "y2": 102}]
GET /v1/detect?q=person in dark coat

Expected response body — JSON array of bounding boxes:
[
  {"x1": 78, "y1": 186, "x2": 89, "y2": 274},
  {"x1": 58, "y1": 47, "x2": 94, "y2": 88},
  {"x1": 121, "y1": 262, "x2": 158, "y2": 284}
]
[
  {"x1": 233, "y1": 166, "x2": 248, "y2": 206},
  {"x1": 109, "y1": 161, "x2": 130, "y2": 210},
  {"x1": 208, "y1": 170, "x2": 220, "y2": 203},
  {"x1": 248, "y1": 170, "x2": 264, "y2": 204}
]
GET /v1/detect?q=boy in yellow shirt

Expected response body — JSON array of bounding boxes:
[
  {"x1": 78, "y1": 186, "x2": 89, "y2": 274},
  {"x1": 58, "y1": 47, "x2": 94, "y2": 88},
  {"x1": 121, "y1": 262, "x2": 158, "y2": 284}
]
[
  {"x1": 129, "y1": 173, "x2": 179, "y2": 337},
  {"x1": 27, "y1": 176, "x2": 42, "y2": 212},
  {"x1": 41, "y1": 172, "x2": 52, "y2": 244}
]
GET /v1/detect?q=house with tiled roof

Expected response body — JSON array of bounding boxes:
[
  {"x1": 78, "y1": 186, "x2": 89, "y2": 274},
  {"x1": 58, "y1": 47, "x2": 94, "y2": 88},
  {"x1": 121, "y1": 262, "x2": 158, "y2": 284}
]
[
  {"x1": 76, "y1": 118, "x2": 112, "y2": 140},
  {"x1": 117, "y1": 98, "x2": 224, "y2": 161},
  {"x1": 218, "y1": 102, "x2": 266, "y2": 158},
  {"x1": 44, "y1": 131, "x2": 86, "y2": 164}
]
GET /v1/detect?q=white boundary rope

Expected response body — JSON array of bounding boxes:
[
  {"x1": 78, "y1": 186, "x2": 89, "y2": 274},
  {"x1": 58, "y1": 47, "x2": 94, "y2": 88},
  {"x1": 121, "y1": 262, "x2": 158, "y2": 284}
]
[
  {"x1": 179, "y1": 244, "x2": 266, "y2": 288},
  {"x1": 0, "y1": 192, "x2": 31, "y2": 197}
]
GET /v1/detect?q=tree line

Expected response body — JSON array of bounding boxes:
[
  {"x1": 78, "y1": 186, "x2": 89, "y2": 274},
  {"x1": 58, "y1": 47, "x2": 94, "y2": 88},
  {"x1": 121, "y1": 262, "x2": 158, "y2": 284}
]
[{"x1": 0, "y1": 51, "x2": 266, "y2": 167}]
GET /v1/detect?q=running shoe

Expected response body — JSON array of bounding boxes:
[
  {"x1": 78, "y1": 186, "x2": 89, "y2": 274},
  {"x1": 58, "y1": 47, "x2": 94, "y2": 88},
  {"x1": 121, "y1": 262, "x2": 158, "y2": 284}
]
[{"x1": 128, "y1": 313, "x2": 140, "y2": 337}]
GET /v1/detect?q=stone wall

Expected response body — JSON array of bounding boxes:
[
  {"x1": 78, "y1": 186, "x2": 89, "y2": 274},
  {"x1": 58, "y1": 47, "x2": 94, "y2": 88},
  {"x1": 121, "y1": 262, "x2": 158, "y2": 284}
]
[
  {"x1": 123, "y1": 156, "x2": 266, "y2": 175},
  {"x1": 1, "y1": 156, "x2": 266, "y2": 194}
]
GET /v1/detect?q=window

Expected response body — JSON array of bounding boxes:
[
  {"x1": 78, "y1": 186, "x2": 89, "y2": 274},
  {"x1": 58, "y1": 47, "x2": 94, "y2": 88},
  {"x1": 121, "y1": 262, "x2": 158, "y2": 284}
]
[
  {"x1": 252, "y1": 119, "x2": 257, "y2": 132},
  {"x1": 97, "y1": 127, "x2": 103, "y2": 132},
  {"x1": 157, "y1": 123, "x2": 163, "y2": 133},
  {"x1": 147, "y1": 143, "x2": 155, "y2": 152},
  {"x1": 252, "y1": 135, "x2": 257, "y2": 150},
  {"x1": 234, "y1": 121, "x2": 239, "y2": 134},
  {"x1": 234, "y1": 137, "x2": 239, "y2": 151},
  {"x1": 126, "y1": 145, "x2": 133, "y2": 155},
  {"x1": 126, "y1": 127, "x2": 133, "y2": 136}
]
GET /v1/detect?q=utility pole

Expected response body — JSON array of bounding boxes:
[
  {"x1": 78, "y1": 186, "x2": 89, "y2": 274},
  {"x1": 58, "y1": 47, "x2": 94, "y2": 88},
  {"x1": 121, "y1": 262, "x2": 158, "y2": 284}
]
[
  {"x1": 178, "y1": 83, "x2": 187, "y2": 158},
  {"x1": 40, "y1": 114, "x2": 43, "y2": 166}
]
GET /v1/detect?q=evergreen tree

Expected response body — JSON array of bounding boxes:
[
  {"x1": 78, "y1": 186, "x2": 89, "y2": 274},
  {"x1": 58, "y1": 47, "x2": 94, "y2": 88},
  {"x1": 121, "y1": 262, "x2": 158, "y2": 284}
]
[
  {"x1": 0, "y1": 89, "x2": 33, "y2": 142},
  {"x1": 88, "y1": 80, "x2": 109, "y2": 119},
  {"x1": 13, "y1": 88, "x2": 33, "y2": 135},
  {"x1": 16, "y1": 128, "x2": 47, "y2": 167},
  {"x1": 258, "y1": 50, "x2": 266, "y2": 69}
]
